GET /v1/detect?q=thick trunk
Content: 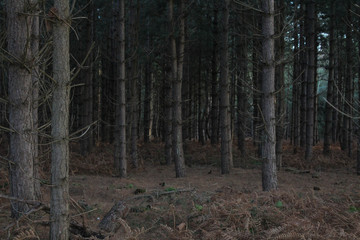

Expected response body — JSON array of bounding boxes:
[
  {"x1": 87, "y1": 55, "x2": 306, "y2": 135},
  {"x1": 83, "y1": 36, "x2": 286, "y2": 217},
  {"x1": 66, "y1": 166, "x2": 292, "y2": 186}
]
[
  {"x1": 261, "y1": 0, "x2": 277, "y2": 191},
  {"x1": 50, "y1": 0, "x2": 71, "y2": 238},
  {"x1": 7, "y1": 0, "x2": 38, "y2": 218},
  {"x1": 305, "y1": 0, "x2": 315, "y2": 162},
  {"x1": 114, "y1": 0, "x2": 127, "y2": 177}
]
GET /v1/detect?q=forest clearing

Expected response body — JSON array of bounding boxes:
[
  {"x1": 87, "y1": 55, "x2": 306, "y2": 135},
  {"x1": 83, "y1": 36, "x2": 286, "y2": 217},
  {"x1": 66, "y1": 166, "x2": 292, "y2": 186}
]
[{"x1": 1, "y1": 140, "x2": 360, "y2": 239}]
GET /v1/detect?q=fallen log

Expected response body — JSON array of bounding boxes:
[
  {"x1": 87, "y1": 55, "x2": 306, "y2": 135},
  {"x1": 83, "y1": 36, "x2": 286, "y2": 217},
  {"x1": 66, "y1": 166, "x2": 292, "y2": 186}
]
[{"x1": 98, "y1": 201, "x2": 129, "y2": 233}]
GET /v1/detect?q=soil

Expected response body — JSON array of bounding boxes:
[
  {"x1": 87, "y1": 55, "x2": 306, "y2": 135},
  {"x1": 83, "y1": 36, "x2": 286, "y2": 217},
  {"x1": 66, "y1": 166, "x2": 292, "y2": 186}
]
[{"x1": 1, "y1": 139, "x2": 360, "y2": 239}]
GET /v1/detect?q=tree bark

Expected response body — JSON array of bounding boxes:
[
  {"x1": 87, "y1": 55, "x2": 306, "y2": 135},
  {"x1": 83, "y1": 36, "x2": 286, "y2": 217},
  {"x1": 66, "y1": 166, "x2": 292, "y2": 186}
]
[
  {"x1": 50, "y1": 0, "x2": 71, "y2": 238},
  {"x1": 7, "y1": 0, "x2": 38, "y2": 218},
  {"x1": 114, "y1": 0, "x2": 127, "y2": 177},
  {"x1": 170, "y1": 0, "x2": 186, "y2": 177},
  {"x1": 210, "y1": 0, "x2": 219, "y2": 145},
  {"x1": 219, "y1": 0, "x2": 232, "y2": 174},
  {"x1": 305, "y1": 0, "x2": 315, "y2": 162},
  {"x1": 261, "y1": 0, "x2": 277, "y2": 191}
]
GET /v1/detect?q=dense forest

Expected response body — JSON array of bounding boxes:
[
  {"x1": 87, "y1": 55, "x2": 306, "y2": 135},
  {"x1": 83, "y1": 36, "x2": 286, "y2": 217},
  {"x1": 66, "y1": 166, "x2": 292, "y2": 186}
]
[{"x1": 1, "y1": 0, "x2": 360, "y2": 239}]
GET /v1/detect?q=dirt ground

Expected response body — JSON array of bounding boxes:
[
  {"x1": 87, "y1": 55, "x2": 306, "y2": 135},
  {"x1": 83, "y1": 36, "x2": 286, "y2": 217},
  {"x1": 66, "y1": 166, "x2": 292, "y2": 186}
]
[{"x1": 1, "y1": 140, "x2": 360, "y2": 239}]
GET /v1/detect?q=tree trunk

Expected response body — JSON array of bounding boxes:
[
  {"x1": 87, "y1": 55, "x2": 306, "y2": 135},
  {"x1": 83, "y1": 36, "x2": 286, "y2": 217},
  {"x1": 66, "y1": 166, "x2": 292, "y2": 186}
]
[
  {"x1": 345, "y1": 0, "x2": 353, "y2": 157},
  {"x1": 299, "y1": 1, "x2": 307, "y2": 148},
  {"x1": 261, "y1": 0, "x2": 277, "y2": 191},
  {"x1": 114, "y1": 0, "x2": 127, "y2": 177},
  {"x1": 129, "y1": 0, "x2": 139, "y2": 168},
  {"x1": 292, "y1": 0, "x2": 300, "y2": 153},
  {"x1": 275, "y1": 0, "x2": 285, "y2": 169},
  {"x1": 210, "y1": 0, "x2": 219, "y2": 145},
  {"x1": 305, "y1": 0, "x2": 315, "y2": 162},
  {"x1": 50, "y1": 0, "x2": 71, "y2": 238},
  {"x1": 219, "y1": 0, "x2": 232, "y2": 174},
  {"x1": 323, "y1": 0, "x2": 335, "y2": 155},
  {"x1": 7, "y1": 0, "x2": 38, "y2": 218},
  {"x1": 170, "y1": 0, "x2": 186, "y2": 178}
]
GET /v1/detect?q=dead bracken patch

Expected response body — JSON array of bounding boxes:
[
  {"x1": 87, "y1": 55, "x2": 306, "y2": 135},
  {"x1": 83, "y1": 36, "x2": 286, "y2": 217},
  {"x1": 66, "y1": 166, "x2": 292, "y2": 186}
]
[{"x1": 1, "y1": 140, "x2": 360, "y2": 239}]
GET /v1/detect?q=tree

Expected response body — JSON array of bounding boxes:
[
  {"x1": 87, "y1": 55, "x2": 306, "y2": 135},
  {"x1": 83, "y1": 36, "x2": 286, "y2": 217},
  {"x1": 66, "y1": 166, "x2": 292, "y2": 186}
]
[
  {"x1": 323, "y1": 0, "x2": 335, "y2": 155},
  {"x1": 305, "y1": 0, "x2": 316, "y2": 162},
  {"x1": 261, "y1": 0, "x2": 277, "y2": 191},
  {"x1": 114, "y1": 0, "x2": 127, "y2": 177},
  {"x1": 219, "y1": 0, "x2": 232, "y2": 174},
  {"x1": 50, "y1": 0, "x2": 71, "y2": 238},
  {"x1": 7, "y1": 0, "x2": 39, "y2": 218},
  {"x1": 169, "y1": 0, "x2": 186, "y2": 177}
]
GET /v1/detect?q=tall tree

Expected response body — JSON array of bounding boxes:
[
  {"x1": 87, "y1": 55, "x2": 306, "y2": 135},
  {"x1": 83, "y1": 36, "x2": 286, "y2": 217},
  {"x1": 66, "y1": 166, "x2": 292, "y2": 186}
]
[
  {"x1": 323, "y1": 0, "x2": 335, "y2": 155},
  {"x1": 129, "y1": 0, "x2": 140, "y2": 168},
  {"x1": 219, "y1": 0, "x2": 232, "y2": 174},
  {"x1": 261, "y1": 0, "x2": 277, "y2": 191},
  {"x1": 210, "y1": 0, "x2": 219, "y2": 145},
  {"x1": 7, "y1": 0, "x2": 39, "y2": 218},
  {"x1": 305, "y1": 0, "x2": 315, "y2": 162},
  {"x1": 170, "y1": 0, "x2": 186, "y2": 177},
  {"x1": 50, "y1": 0, "x2": 71, "y2": 238},
  {"x1": 114, "y1": 0, "x2": 127, "y2": 177}
]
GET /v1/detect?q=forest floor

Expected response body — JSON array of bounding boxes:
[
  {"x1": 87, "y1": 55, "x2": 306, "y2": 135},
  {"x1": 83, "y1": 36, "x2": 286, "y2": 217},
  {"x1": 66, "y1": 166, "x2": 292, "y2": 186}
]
[{"x1": 1, "y1": 139, "x2": 360, "y2": 239}]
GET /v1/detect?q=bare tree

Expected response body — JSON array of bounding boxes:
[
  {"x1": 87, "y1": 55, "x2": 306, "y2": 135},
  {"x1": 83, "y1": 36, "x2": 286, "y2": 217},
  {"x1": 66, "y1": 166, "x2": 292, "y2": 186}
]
[
  {"x1": 219, "y1": 0, "x2": 232, "y2": 174},
  {"x1": 305, "y1": 0, "x2": 315, "y2": 162},
  {"x1": 114, "y1": 0, "x2": 127, "y2": 177},
  {"x1": 169, "y1": 0, "x2": 186, "y2": 177},
  {"x1": 261, "y1": 0, "x2": 277, "y2": 191},
  {"x1": 50, "y1": 0, "x2": 71, "y2": 238}
]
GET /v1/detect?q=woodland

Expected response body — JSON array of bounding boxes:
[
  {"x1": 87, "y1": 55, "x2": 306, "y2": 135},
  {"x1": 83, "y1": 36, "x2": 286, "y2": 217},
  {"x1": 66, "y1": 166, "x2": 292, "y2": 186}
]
[{"x1": 1, "y1": 0, "x2": 360, "y2": 239}]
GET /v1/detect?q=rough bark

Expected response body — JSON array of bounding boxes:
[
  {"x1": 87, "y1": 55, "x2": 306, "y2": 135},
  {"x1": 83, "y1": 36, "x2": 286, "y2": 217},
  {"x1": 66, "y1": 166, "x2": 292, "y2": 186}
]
[
  {"x1": 50, "y1": 0, "x2": 71, "y2": 238},
  {"x1": 114, "y1": 0, "x2": 127, "y2": 177},
  {"x1": 305, "y1": 0, "x2": 315, "y2": 162},
  {"x1": 261, "y1": 0, "x2": 277, "y2": 191},
  {"x1": 299, "y1": 1, "x2": 307, "y2": 148},
  {"x1": 98, "y1": 201, "x2": 129, "y2": 233},
  {"x1": 7, "y1": 0, "x2": 38, "y2": 218}
]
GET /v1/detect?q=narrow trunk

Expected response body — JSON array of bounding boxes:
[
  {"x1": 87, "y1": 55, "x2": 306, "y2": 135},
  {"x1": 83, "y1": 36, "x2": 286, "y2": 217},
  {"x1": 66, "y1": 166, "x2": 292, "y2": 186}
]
[
  {"x1": 275, "y1": 0, "x2": 285, "y2": 169},
  {"x1": 323, "y1": 1, "x2": 335, "y2": 155},
  {"x1": 300, "y1": 1, "x2": 307, "y2": 148},
  {"x1": 210, "y1": 0, "x2": 219, "y2": 145},
  {"x1": 261, "y1": 0, "x2": 277, "y2": 191},
  {"x1": 219, "y1": 0, "x2": 232, "y2": 174},
  {"x1": 114, "y1": 0, "x2": 127, "y2": 177},
  {"x1": 50, "y1": 0, "x2": 71, "y2": 238},
  {"x1": 305, "y1": 0, "x2": 315, "y2": 162},
  {"x1": 171, "y1": 0, "x2": 186, "y2": 177}
]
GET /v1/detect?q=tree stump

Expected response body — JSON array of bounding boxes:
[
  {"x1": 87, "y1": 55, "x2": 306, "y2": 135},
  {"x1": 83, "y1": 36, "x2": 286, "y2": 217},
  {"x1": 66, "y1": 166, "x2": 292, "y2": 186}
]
[{"x1": 98, "y1": 201, "x2": 129, "y2": 233}]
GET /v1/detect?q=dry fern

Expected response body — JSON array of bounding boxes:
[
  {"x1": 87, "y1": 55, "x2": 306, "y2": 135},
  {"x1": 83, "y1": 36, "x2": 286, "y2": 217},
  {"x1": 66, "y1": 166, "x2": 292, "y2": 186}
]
[{"x1": 13, "y1": 228, "x2": 39, "y2": 240}]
